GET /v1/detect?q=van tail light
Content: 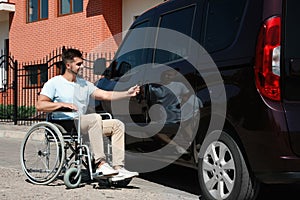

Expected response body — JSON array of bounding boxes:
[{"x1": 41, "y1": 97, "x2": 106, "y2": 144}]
[{"x1": 254, "y1": 16, "x2": 281, "y2": 101}]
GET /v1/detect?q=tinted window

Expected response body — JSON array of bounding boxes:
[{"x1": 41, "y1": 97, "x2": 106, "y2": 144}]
[
  {"x1": 204, "y1": 0, "x2": 246, "y2": 52},
  {"x1": 283, "y1": 0, "x2": 300, "y2": 100},
  {"x1": 154, "y1": 6, "x2": 196, "y2": 63},
  {"x1": 285, "y1": 1, "x2": 300, "y2": 59},
  {"x1": 113, "y1": 21, "x2": 150, "y2": 78}
]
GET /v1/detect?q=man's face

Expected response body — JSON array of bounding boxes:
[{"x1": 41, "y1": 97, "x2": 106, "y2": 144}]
[{"x1": 67, "y1": 57, "x2": 83, "y2": 75}]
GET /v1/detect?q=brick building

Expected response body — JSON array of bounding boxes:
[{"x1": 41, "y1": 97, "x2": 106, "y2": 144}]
[
  {"x1": 1, "y1": 0, "x2": 165, "y2": 62},
  {"x1": 0, "y1": 0, "x2": 165, "y2": 123}
]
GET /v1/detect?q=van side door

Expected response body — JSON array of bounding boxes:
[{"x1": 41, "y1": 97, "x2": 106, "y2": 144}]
[
  {"x1": 100, "y1": 20, "x2": 153, "y2": 123},
  {"x1": 142, "y1": 1, "x2": 204, "y2": 153}
]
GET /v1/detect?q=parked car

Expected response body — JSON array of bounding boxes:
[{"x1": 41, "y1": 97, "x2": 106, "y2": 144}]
[{"x1": 95, "y1": 0, "x2": 300, "y2": 199}]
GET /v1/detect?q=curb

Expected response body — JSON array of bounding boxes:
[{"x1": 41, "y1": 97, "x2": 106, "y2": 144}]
[{"x1": 0, "y1": 124, "x2": 29, "y2": 139}]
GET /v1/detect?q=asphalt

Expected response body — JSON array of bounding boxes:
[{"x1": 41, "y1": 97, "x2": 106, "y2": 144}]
[
  {"x1": 0, "y1": 122, "x2": 201, "y2": 200},
  {"x1": 2, "y1": 123, "x2": 300, "y2": 200}
]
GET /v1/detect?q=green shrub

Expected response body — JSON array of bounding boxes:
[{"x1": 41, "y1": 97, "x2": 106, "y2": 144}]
[
  {"x1": 0, "y1": 104, "x2": 36, "y2": 119},
  {"x1": 0, "y1": 104, "x2": 13, "y2": 119}
]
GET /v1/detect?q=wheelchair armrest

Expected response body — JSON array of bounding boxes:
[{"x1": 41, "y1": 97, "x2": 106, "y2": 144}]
[
  {"x1": 98, "y1": 111, "x2": 112, "y2": 120},
  {"x1": 47, "y1": 108, "x2": 78, "y2": 121},
  {"x1": 52, "y1": 107, "x2": 76, "y2": 113}
]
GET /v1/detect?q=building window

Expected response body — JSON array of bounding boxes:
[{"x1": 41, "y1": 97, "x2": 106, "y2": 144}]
[
  {"x1": 27, "y1": 0, "x2": 48, "y2": 23},
  {"x1": 59, "y1": 0, "x2": 83, "y2": 15},
  {"x1": 25, "y1": 64, "x2": 48, "y2": 87}
]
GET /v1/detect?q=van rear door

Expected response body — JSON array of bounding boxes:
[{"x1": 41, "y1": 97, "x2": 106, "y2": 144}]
[{"x1": 282, "y1": 0, "x2": 300, "y2": 156}]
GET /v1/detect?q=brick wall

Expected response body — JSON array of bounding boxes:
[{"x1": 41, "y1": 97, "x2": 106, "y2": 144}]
[{"x1": 9, "y1": 0, "x2": 121, "y2": 63}]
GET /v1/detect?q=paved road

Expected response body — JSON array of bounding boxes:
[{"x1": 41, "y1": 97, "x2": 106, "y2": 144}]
[
  {"x1": 0, "y1": 136, "x2": 199, "y2": 200},
  {"x1": 1, "y1": 124, "x2": 300, "y2": 200}
]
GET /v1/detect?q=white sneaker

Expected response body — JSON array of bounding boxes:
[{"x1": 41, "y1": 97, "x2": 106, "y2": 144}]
[
  {"x1": 96, "y1": 163, "x2": 118, "y2": 177},
  {"x1": 111, "y1": 167, "x2": 139, "y2": 182}
]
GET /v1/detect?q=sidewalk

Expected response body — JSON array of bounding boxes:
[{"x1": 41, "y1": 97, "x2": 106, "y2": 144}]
[{"x1": 0, "y1": 123, "x2": 29, "y2": 139}]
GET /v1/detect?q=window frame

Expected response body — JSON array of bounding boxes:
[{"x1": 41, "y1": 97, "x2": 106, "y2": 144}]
[
  {"x1": 111, "y1": 20, "x2": 151, "y2": 78},
  {"x1": 203, "y1": 0, "x2": 247, "y2": 53},
  {"x1": 27, "y1": 0, "x2": 49, "y2": 23},
  {"x1": 58, "y1": 0, "x2": 83, "y2": 16},
  {"x1": 153, "y1": 5, "x2": 196, "y2": 64}
]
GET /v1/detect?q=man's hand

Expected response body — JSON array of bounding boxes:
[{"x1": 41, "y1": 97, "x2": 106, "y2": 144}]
[
  {"x1": 37, "y1": 94, "x2": 78, "y2": 112},
  {"x1": 60, "y1": 102, "x2": 78, "y2": 111},
  {"x1": 127, "y1": 85, "x2": 140, "y2": 96}
]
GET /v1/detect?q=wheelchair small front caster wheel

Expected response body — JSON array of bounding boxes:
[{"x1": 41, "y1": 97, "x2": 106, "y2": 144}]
[{"x1": 64, "y1": 168, "x2": 82, "y2": 189}]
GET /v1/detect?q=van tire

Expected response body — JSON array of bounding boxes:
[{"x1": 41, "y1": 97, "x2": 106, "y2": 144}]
[{"x1": 198, "y1": 131, "x2": 260, "y2": 200}]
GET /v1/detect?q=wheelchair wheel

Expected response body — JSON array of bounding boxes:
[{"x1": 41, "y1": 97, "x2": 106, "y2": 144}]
[
  {"x1": 20, "y1": 122, "x2": 65, "y2": 185},
  {"x1": 64, "y1": 168, "x2": 82, "y2": 189}
]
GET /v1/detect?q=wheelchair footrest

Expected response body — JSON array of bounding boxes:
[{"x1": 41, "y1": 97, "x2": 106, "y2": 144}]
[{"x1": 92, "y1": 172, "x2": 106, "y2": 179}]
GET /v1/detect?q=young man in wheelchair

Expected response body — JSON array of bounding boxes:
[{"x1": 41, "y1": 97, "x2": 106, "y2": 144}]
[{"x1": 36, "y1": 48, "x2": 139, "y2": 182}]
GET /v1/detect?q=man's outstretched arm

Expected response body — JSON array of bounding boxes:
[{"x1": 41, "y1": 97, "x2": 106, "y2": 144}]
[{"x1": 92, "y1": 85, "x2": 140, "y2": 101}]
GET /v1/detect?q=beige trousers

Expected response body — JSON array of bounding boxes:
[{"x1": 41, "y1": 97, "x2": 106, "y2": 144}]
[{"x1": 80, "y1": 113, "x2": 125, "y2": 167}]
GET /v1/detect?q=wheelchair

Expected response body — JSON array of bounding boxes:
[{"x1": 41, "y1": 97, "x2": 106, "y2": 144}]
[{"x1": 20, "y1": 109, "x2": 130, "y2": 189}]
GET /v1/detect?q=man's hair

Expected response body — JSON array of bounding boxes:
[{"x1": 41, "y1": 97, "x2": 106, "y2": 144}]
[{"x1": 62, "y1": 48, "x2": 83, "y2": 64}]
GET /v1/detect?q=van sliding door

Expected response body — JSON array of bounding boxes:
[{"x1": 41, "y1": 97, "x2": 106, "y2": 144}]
[{"x1": 142, "y1": 1, "x2": 203, "y2": 154}]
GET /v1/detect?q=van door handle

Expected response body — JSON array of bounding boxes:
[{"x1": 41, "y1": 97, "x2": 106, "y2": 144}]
[{"x1": 136, "y1": 84, "x2": 146, "y2": 103}]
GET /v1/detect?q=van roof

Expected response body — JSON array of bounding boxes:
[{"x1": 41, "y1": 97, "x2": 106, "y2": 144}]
[{"x1": 133, "y1": 0, "x2": 174, "y2": 26}]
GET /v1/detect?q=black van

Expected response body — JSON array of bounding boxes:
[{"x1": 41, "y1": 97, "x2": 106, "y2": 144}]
[{"x1": 95, "y1": 0, "x2": 300, "y2": 199}]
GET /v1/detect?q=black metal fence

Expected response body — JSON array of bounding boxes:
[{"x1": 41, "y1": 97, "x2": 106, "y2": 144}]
[{"x1": 0, "y1": 47, "x2": 114, "y2": 125}]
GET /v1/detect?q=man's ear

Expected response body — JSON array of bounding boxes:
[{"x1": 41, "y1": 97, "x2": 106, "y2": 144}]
[{"x1": 65, "y1": 62, "x2": 71, "y2": 69}]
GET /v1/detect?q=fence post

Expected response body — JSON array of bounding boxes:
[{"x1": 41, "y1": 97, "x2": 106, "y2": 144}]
[{"x1": 13, "y1": 60, "x2": 18, "y2": 125}]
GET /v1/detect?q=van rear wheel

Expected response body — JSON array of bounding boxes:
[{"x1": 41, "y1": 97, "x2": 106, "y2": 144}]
[{"x1": 198, "y1": 131, "x2": 260, "y2": 200}]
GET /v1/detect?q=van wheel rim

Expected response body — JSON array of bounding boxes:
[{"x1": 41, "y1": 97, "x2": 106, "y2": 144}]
[{"x1": 202, "y1": 141, "x2": 235, "y2": 199}]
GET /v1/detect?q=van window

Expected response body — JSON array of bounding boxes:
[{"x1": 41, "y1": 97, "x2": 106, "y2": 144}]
[
  {"x1": 283, "y1": 0, "x2": 300, "y2": 100},
  {"x1": 204, "y1": 0, "x2": 246, "y2": 53},
  {"x1": 114, "y1": 20, "x2": 150, "y2": 77},
  {"x1": 154, "y1": 6, "x2": 196, "y2": 63},
  {"x1": 132, "y1": 20, "x2": 150, "y2": 29},
  {"x1": 284, "y1": 1, "x2": 300, "y2": 63}
]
